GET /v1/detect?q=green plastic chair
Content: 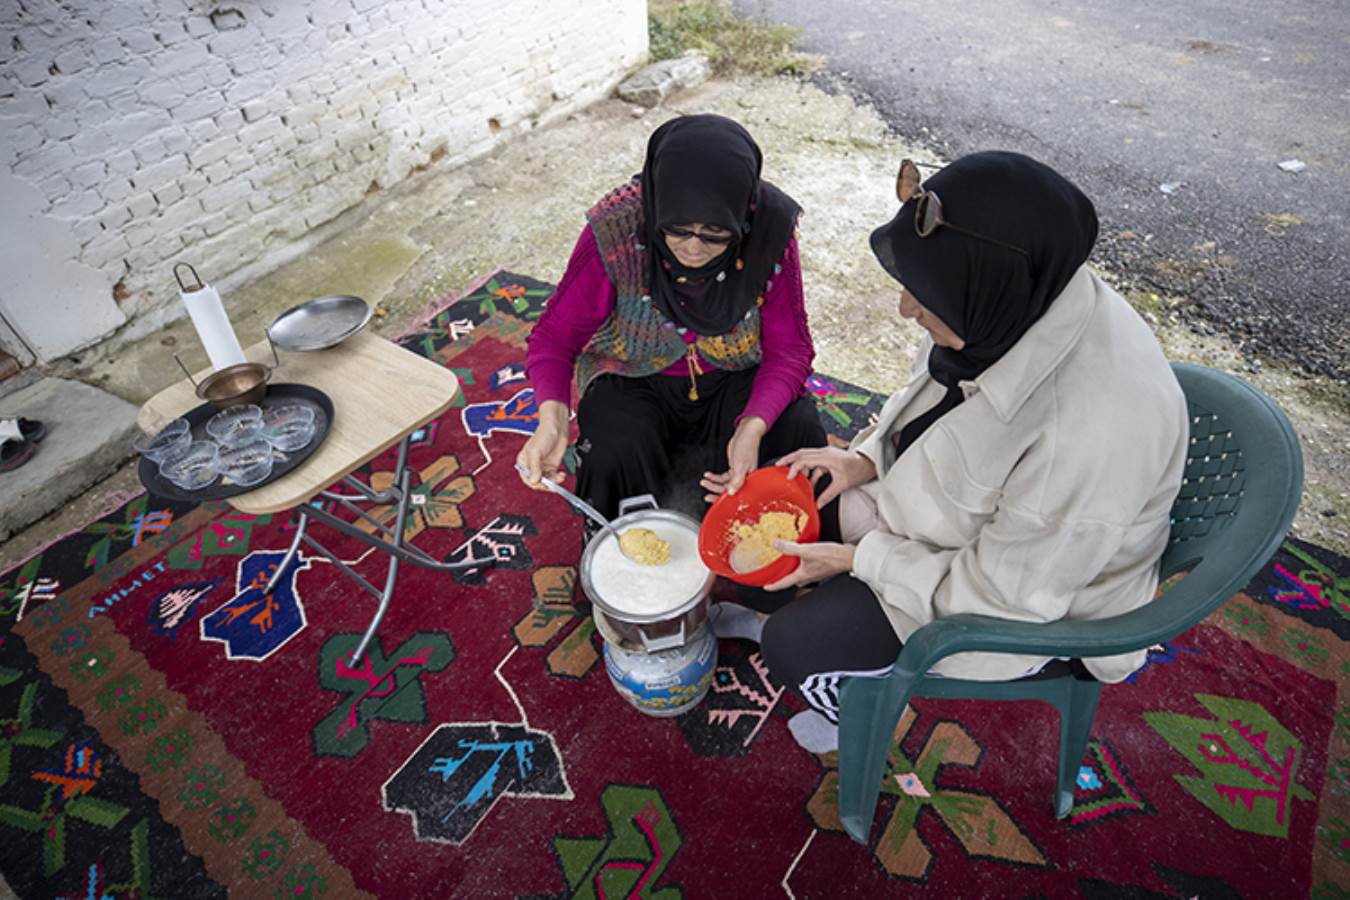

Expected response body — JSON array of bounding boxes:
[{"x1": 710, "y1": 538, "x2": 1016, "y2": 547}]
[{"x1": 835, "y1": 362, "x2": 1305, "y2": 843}]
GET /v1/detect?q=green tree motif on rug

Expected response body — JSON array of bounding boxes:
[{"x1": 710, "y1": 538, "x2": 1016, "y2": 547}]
[
  {"x1": 1144, "y1": 693, "x2": 1314, "y2": 837},
  {"x1": 0, "y1": 555, "x2": 56, "y2": 622},
  {"x1": 167, "y1": 512, "x2": 274, "y2": 571},
  {"x1": 312, "y1": 632, "x2": 456, "y2": 758},
  {"x1": 51, "y1": 818, "x2": 157, "y2": 899},
  {"x1": 553, "y1": 785, "x2": 683, "y2": 899},
  {"x1": 80, "y1": 496, "x2": 176, "y2": 571},
  {"x1": 0, "y1": 743, "x2": 129, "y2": 876},
  {"x1": 472, "y1": 277, "x2": 550, "y2": 320},
  {"x1": 0, "y1": 682, "x2": 62, "y2": 789},
  {"x1": 1278, "y1": 542, "x2": 1350, "y2": 623}
]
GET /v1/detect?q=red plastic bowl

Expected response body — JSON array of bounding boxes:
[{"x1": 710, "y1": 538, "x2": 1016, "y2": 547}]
[{"x1": 698, "y1": 465, "x2": 821, "y2": 586}]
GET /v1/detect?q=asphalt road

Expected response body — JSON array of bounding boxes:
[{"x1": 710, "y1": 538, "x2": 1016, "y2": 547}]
[{"x1": 736, "y1": 0, "x2": 1349, "y2": 379}]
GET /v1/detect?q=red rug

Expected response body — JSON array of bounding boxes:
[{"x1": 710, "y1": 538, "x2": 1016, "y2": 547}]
[{"x1": 1, "y1": 272, "x2": 1347, "y2": 898}]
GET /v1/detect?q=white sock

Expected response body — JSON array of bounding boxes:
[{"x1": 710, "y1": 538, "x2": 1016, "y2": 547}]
[
  {"x1": 788, "y1": 710, "x2": 839, "y2": 754},
  {"x1": 708, "y1": 603, "x2": 766, "y2": 643}
]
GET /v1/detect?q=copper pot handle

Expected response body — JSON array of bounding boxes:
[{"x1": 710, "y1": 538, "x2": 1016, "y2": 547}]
[
  {"x1": 172, "y1": 338, "x2": 279, "y2": 387},
  {"x1": 172, "y1": 353, "x2": 200, "y2": 388}
]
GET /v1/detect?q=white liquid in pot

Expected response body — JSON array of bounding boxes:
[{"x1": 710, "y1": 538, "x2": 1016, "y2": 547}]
[{"x1": 589, "y1": 520, "x2": 709, "y2": 616}]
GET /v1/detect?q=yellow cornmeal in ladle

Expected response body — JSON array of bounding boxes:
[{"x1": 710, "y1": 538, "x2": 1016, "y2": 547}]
[
  {"x1": 729, "y1": 510, "x2": 807, "y2": 572},
  {"x1": 617, "y1": 527, "x2": 670, "y2": 566}
]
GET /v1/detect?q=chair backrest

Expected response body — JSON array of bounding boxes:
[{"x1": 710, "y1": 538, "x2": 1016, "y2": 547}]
[
  {"x1": 1151, "y1": 363, "x2": 1304, "y2": 629},
  {"x1": 851, "y1": 363, "x2": 1304, "y2": 668}
]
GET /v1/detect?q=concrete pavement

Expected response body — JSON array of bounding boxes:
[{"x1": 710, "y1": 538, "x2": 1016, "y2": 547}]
[{"x1": 0, "y1": 379, "x2": 137, "y2": 542}]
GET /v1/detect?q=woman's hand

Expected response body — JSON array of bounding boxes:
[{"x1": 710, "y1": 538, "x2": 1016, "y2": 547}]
[
  {"x1": 763, "y1": 540, "x2": 856, "y2": 591},
  {"x1": 516, "y1": 400, "x2": 570, "y2": 489},
  {"x1": 776, "y1": 446, "x2": 878, "y2": 507},
  {"x1": 700, "y1": 416, "x2": 767, "y2": 503}
]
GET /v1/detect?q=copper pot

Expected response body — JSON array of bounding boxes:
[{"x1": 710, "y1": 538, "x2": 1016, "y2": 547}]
[
  {"x1": 195, "y1": 362, "x2": 271, "y2": 409},
  {"x1": 174, "y1": 340, "x2": 277, "y2": 410}
]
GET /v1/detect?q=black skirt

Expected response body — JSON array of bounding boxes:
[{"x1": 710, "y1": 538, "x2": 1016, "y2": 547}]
[{"x1": 574, "y1": 367, "x2": 826, "y2": 522}]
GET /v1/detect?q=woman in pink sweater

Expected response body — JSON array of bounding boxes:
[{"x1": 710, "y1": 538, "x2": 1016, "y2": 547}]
[{"x1": 517, "y1": 114, "x2": 826, "y2": 532}]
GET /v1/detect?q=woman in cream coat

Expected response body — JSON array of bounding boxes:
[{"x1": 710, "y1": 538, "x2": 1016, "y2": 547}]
[{"x1": 754, "y1": 152, "x2": 1189, "y2": 754}]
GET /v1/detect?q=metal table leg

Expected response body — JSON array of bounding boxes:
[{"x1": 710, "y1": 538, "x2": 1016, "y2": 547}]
[
  {"x1": 269, "y1": 435, "x2": 497, "y2": 666},
  {"x1": 347, "y1": 462, "x2": 412, "y2": 665},
  {"x1": 264, "y1": 510, "x2": 308, "y2": 594}
]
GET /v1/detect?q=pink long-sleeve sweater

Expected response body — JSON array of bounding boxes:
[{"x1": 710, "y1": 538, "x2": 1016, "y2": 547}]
[{"x1": 526, "y1": 226, "x2": 815, "y2": 428}]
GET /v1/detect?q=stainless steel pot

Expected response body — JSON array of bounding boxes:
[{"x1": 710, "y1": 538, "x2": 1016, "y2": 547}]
[{"x1": 579, "y1": 495, "x2": 713, "y2": 653}]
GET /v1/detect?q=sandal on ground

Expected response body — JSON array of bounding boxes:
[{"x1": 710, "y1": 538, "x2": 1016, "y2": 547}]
[
  {"x1": 15, "y1": 416, "x2": 46, "y2": 443},
  {"x1": 0, "y1": 417, "x2": 37, "y2": 473},
  {"x1": 0, "y1": 415, "x2": 45, "y2": 443}
]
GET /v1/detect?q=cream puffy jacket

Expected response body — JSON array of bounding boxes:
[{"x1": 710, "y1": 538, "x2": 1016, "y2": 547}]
[{"x1": 845, "y1": 266, "x2": 1188, "y2": 682}]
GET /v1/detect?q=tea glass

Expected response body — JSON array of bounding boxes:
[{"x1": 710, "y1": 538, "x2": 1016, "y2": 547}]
[
  {"x1": 159, "y1": 441, "x2": 219, "y2": 491},
  {"x1": 132, "y1": 418, "x2": 191, "y2": 462},
  {"x1": 261, "y1": 403, "x2": 317, "y2": 452},
  {"x1": 206, "y1": 404, "x2": 264, "y2": 448},
  {"x1": 217, "y1": 440, "x2": 274, "y2": 487}
]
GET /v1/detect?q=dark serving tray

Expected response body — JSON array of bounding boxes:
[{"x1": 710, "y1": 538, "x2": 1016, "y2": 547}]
[{"x1": 139, "y1": 383, "x2": 334, "y2": 502}]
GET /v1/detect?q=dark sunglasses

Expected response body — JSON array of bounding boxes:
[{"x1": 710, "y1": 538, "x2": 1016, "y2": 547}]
[
  {"x1": 663, "y1": 225, "x2": 735, "y2": 247},
  {"x1": 898, "y1": 159, "x2": 1033, "y2": 262}
]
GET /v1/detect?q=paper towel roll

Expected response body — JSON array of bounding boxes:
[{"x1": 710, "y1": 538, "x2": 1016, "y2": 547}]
[{"x1": 181, "y1": 284, "x2": 246, "y2": 370}]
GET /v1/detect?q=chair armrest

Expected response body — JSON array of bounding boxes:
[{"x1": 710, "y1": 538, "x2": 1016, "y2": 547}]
[{"x1": 889, "y1": 574, "x2": 1223, "y2": 677}]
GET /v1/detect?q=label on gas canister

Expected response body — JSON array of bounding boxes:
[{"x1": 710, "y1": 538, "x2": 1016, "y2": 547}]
[{"x1": 603, "y1": 631, "x2": 716, "y2": 715}]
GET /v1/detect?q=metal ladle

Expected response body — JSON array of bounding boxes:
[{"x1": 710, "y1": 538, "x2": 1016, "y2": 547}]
[{"x1": 514, "y1": 463, "x2": 659, "y2": 565}]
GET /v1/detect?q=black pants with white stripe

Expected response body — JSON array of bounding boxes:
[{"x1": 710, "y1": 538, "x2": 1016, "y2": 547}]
[{"x1": 760, "y1": 573, "x2": 902, "y2": 723}]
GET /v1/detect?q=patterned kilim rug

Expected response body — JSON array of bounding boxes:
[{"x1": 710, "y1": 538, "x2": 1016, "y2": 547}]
[{"x1": 1, "y1": 272, "x2": 1347, "y2": 898}]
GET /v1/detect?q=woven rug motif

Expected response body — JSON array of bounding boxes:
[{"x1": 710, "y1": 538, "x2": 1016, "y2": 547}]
[{"x1": 0, "y1": 271, "x2": 1346, "y2": 898}]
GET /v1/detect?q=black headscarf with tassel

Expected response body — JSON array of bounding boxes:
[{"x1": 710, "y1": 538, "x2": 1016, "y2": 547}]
[
  {"x1": 641, "y1": 114, "x2": 801, "y2": 335},
  {"x1": 869, "y1": 150, "x2": 1099, "y2": 454}
]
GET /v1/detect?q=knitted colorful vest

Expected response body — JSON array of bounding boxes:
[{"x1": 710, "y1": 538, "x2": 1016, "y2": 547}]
[{"x1": 574, "y1": 179, "x2": 764, "y2": 397}]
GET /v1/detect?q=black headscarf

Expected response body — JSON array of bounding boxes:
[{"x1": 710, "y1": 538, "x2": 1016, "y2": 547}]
[
  {"x1": 641, "y1": 114, "x2": 801, "y2": 335},
  {"x1": 869, "y1": 151, "x2": 1099, "y2": 454}
]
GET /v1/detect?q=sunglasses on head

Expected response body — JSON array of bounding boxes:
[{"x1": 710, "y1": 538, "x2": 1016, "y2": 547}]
[
  {"x1": 897, "y1": 159, "x2": 1033, "y2": 261},
  {"x1": 663, "y1": 225, "x2": 735, "y2": 248}
]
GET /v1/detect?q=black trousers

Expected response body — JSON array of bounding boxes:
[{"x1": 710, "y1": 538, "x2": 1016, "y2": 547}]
[
  {"x1": 760, "y1": 576, "x2": 1090, "y2": 723},
  {"x1": 760, "y1": 574, "x2": 902, "y2": 723},
  {"x1": 575, "y1": 368, "x2": 827, "y2": 521}
]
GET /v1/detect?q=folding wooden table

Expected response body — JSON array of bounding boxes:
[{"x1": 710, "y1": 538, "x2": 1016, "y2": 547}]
[{"x1": 138, "y1": 331, "x2": 485, "y2": 664}]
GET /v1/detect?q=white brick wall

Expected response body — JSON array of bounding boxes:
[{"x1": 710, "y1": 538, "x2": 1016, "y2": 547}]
[{"x1": 0, "y1": 0, "x2": 647, "y2": 362}]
